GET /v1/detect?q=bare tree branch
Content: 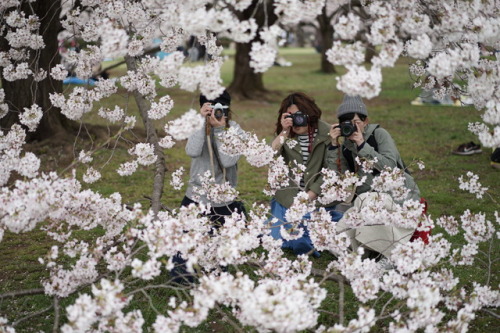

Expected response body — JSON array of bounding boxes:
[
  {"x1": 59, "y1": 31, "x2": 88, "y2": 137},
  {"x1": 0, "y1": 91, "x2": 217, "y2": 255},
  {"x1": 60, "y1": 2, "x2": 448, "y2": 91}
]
[
  {"x1": 53, "y1": 296, "x2": 60, "y2": 333},
  {"x1": 0, "y1": 288, "x2": 45, "y2": 299},
  {"x1": 12, "y1": 304, "x2": 54, "y2": 327}
]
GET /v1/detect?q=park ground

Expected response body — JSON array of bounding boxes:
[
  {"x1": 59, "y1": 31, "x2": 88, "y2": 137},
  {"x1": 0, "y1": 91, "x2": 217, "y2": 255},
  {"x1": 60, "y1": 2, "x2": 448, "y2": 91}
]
[{"x1": 0, "y1": 47, "x2": 498, "y2": 332}]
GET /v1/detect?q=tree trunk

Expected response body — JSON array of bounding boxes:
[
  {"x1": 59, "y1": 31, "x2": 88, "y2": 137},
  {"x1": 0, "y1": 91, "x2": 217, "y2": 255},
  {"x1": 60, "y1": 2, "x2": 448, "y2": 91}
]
[
  {"x1": 228, "y1": 0, "x2": 277, "y2": 100},
  {"x1": 317, "y1": 8, "x2": 336, "y2": 74},
  {"x1": 364, "y1": 43, "x2": 376, "y2": 63},
  {"x1": 295, "y1": 24, "x2": 307, "y2": 47},
  {"x1": 124, "y1": 55, "x2": 167, "y2": 215},
  {"x1": 229, "y1": 42, "x2": 267, "y2": 100},
  {"x1": 0, "y1": 0, "x2": 73, "y2": 141}
]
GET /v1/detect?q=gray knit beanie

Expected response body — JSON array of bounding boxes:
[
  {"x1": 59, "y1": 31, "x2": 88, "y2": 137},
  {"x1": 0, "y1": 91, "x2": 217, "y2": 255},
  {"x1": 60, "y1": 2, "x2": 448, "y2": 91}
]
[{"x1": 336, "y1": 95, "x2": 368, "y2": 118}]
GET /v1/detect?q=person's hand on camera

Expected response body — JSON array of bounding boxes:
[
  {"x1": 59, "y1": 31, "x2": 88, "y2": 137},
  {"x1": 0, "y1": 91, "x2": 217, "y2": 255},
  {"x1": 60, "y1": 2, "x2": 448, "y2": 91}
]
[
  {"x1": 329, "y1": 123, "x2": 341, "y2": 145},
  {"x1": 307, "y1": 190, "x2": 318, "y2": 201},
  {"x1": 280, "y1": 112, "x2": 293, "y2": 134},
  {"x1": 208, "y1": 110, "x2": 226, "y2": 128},
  {"x1": 348, "y1": 122, "x2": 365, "y2": 147},
  {"x1": 200, "y1": 102, "x2": 212, "y2": 117},
  {"x1": 201, "y1": 102, "x2": 226, "y2": 128}
]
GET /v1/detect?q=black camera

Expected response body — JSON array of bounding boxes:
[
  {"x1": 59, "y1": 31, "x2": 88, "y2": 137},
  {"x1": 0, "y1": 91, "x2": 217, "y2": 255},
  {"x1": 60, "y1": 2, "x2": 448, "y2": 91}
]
[
  {"x1": 211, "y1": 103, "x2": 229, "y2": 120},
  {"x1": 336, "y1": 120, "x2": 356, "y2": 137},
  {"x1": 285, "y1": 111, "x2": 309, "y2": 127}
]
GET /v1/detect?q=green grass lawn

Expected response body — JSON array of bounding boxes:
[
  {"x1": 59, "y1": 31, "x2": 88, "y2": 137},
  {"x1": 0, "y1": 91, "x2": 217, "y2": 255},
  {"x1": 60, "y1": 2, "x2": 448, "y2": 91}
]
[{"x1": 0, "y1": 47, "x2": 498, "y2": 331}]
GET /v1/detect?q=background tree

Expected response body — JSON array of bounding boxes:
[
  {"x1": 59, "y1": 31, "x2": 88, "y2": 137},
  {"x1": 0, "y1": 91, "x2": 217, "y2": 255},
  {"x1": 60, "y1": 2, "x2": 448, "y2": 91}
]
[
  {"x1": 228, "y1": 0, "x2": 277, "y2": 100},
  {"x1": 316, "y1": 5, "x2": 337, "y2": 74},
  {"x1": 0, "y1": 0, "x2": 72, "y2": 142}
]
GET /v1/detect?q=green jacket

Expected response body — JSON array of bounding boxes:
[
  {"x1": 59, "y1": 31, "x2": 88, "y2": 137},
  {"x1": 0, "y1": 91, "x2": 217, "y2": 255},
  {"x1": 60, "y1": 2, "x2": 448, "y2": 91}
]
[
  {"x1": 325, "y1": 123, "x2": 421, "y2": 203},
  {"x1": 274, "y1": 120, "x2": 332, "y2": 208}
]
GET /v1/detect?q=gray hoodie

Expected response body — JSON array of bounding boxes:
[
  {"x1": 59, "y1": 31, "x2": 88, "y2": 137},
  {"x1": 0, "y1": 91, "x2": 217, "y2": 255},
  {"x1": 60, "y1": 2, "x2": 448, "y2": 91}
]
[{"x1": 185, "y1": 120, "x2": 243, "y2": 207}]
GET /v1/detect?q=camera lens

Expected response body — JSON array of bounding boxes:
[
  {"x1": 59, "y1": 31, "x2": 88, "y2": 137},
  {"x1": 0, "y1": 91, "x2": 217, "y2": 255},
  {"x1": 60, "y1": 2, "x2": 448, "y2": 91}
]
[
  {"x1": 214, "y1": 109, "x2": 223, "y2": 119},
  {"x1": 340, "y1": 121, "x2": 355, "y2": 136},
  {"x1": 294, "y1": 115, "x2": 304, "y2": 125},
  {"x1": 292, "y1": 111, "x2": 308, "y2": 127}
]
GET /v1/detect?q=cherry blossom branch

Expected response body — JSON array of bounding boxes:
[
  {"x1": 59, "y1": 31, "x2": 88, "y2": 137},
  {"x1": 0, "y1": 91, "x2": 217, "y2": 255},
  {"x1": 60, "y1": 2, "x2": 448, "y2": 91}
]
[
  {"x1": 311, "y1": 268, "x2": 348, "y2": 285},
  {"x1": 53, "y1": 296, "x2": 59, "y2": 333},
  {"x1": 0, "y1": 288, "x2": 45, "y2": 299},
  {"x1": 98, "y1": 46, "x2": 161, "y2": 76},
  {"x1": 12, "y1": 304, "x2": 53, "y2": 327},
  {"x1": 481, "y1": 308, "x2": 500, "y2": 319},
  {"x1": 486, "y1": 237, "x2": 494, "y2": 286},
  {"x1": 378, "y1": 295, "x2": 396, "y2": 319},
  {"x1": 59, "y1": 127, "x2": 126, "y2": 175},
  {"x1": 140, "y1": 289, "x2": 162, "y2": 316},
  {"x1": 215, "y1": 304, "x2": 246, "y2": 333},
  {"x1": 143, "y1": 195, "x2": 172, "y2": 213},
  {"x1": 338, "y1": 277, "x2": 345, "y2": 325}
]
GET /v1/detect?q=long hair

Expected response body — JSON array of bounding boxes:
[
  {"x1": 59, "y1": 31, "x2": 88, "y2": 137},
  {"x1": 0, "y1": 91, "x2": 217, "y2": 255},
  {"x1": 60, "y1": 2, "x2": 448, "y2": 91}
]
[
  {"x1": 275, "y1": 92, "x2": 322, "y2": 136},
  {"x1": 222, "y1": 107, "x2": 232, "y2": 129}
]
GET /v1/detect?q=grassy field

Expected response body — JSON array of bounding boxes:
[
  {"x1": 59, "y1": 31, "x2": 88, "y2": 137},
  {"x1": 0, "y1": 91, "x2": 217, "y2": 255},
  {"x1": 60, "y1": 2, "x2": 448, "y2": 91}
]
[{"x1": 0, "y1": 47, "x2": 498, "y2": 331}]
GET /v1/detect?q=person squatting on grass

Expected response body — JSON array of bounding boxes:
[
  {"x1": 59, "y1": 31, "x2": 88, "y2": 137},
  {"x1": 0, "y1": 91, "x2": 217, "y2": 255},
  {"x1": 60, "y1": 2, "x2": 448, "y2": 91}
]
[
  {"x1": 327, "y1": 95, "x2": 425, "y2": 263},
  {"x1": 171, "y1": 90, "x2": 246, "y2": 283},
  {"x1": 268, "y1": 92, "x2": 343, "y2": 257}
]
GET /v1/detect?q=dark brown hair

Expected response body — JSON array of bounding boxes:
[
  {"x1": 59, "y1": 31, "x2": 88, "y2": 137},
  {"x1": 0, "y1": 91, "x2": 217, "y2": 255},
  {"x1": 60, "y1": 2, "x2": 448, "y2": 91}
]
[
  {"x1": 275, "y1": 92, "x2": 322, "y2": 136},
  {"x1": 225, "y1": 107, "x2": 232, "y2": 128}
]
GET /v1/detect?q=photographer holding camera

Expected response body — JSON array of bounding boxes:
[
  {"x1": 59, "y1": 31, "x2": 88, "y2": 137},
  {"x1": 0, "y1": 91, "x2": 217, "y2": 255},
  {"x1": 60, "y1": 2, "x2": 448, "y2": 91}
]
[
  {"x1": 327, "y1": 94, "x2": 420, "y2": 202},
  {"x1": 327, "y1": 95, "x2": 425, "y2": 264},
  {"x1": 269, "y1": 92, "x2": 343, "y2": 257},
  {"x1": 171, "y1": 90, "x2": 245, "y2": 284},
  {"x1": 183, "y1": 90, "x2": 246, "y2": 220}
]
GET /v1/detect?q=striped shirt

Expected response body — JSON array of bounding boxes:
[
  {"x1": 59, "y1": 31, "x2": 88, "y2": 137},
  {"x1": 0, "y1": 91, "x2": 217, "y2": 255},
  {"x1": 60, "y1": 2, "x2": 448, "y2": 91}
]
[{"x1": 297, "y1": 130, "x2": 317, "y2": 187}]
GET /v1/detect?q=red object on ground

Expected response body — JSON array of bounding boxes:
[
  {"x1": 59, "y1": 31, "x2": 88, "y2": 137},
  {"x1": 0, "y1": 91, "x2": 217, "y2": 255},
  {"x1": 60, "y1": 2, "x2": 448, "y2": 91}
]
[{"x1": 410, "y1": 198, "x2": 431, "y2": 244}]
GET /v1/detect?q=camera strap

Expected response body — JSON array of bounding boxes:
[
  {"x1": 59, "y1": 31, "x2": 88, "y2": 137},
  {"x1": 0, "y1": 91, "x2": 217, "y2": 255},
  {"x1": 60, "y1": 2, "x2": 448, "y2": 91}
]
[
  {"x1": 206, "y1": 118, "x2": 218, "y2": 178},
  {"x1": 211, "y1": 135, "x2": 227, "y2": 181},
  {"x1": 307, "y1": 126, "x2": 315, "y2": 153},
  {"x1": 206, "y1": 119, "x2": 227, "y2": 182},
  {"x1": 342, "y1": 126, "x2": 379, "y2": 173}
]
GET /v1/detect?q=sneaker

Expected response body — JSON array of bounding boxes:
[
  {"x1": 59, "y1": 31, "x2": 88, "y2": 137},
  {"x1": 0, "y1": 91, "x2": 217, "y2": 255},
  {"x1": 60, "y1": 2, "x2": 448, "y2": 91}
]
[
  {"x1": 452, "y1": 141, "x2": 482, "y2": 155},
  {"x1": 378, "y1": 258, "x2": 395, "y2": 271},
  {"x1": 410, "y1": 97, "x2": 423, "y2": 106}
]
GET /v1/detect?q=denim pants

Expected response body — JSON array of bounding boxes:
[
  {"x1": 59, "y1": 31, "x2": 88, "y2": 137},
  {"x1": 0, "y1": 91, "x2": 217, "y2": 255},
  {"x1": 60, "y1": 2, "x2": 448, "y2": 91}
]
[{"x1": 268, "y1": 198, "x2": 343, "y2": 257}]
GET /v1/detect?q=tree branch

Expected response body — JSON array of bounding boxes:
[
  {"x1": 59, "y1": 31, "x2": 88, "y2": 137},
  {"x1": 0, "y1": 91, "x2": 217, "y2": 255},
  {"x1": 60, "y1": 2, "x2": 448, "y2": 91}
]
[
  {"x1": 98, "y1": 46, "x2": 161, "y2": 77},
  {"x1": 0, "y1": 288, "x2": 45, "y2": 299},
  {"x1": 12, "y1": 304, "x2": 53, "y2": 327},
  {"x1": 53, "y1": 296, "x2": 60, "y2": 333},
  {"x1": 338, "y1": 277, "x2": 345, "y2": 325},
  {"x1": 124, "y1": 55, "x2": 167, "y2": 216},
  {"x1": 481, "y1": 308, "x2": 500, "y2": 319}
]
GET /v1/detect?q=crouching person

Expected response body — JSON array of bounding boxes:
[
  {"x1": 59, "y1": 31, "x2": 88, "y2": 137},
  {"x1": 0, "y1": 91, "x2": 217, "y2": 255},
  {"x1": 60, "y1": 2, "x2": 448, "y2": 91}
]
[
  {"x1": 182, "y1": 90, "x2": 246, "y2": 220},
  {"x1": 268, "y1": 92, "x2": 343, "y2": 257},
  {"x1": 327, "y1": 95, "x2": 426, "y2": 263},
  {"x1": 171, "y1": 90, "x2": 246, "y2": 284}
]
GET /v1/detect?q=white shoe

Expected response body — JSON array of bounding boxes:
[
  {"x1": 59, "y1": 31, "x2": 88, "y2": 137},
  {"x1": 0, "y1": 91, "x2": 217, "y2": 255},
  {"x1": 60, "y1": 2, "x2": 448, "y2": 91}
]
[{"x1": 378, "y1": 258, "x2": 395, "y2": 271}]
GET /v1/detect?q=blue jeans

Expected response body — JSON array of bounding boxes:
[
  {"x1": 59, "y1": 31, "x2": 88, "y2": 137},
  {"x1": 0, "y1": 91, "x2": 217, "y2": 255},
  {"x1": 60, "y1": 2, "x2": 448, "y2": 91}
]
[{"x1": 268, "y1": 198, "x2": 343, "y2": 257}]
